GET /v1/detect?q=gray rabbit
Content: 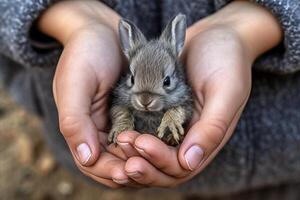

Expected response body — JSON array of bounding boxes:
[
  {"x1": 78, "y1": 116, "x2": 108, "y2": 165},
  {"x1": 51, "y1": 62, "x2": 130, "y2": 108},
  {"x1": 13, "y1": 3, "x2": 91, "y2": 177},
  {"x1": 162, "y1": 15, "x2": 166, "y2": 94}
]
[{"x1": 108, "y1": 14, "x2": 193, "y2": 146}]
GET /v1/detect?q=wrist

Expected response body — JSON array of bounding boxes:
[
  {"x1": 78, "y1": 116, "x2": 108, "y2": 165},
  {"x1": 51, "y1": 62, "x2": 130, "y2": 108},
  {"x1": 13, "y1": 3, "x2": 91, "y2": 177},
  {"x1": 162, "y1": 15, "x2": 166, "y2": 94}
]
[
  {"x1": 186, "y1": 1, "x2": 282, "y2": 61},
  {"x1": 37, "y1": 0, "x2": 120, "y2": 45}
]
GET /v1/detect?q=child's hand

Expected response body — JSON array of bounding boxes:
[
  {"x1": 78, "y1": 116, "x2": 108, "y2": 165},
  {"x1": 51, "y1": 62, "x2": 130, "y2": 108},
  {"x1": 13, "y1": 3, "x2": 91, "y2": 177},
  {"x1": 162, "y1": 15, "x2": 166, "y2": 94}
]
[
  {"x1": 115, "y1": 1, "x2": 282, "y2": 187},
  {"x1": 38, "y1": 1, "x2": 140, "y2": 188},
  {"x1": 115, "y1": 25, "x2": 252, "y2": 187}
]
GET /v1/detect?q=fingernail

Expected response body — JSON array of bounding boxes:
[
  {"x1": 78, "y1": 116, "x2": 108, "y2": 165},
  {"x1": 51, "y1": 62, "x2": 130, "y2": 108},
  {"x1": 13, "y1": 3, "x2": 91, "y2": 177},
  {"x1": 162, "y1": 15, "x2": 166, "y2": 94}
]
[
  {"x1": 117, "y1": 141, "x2": 130, "y2": 147},
  {"x1": 134, "y1": 146, "x2": 150, "y2": 159},
  {"x1": 127, "y1": 171, "x2": 142, "y2": 179},
  {"x1": 184, "y1": 145, "x2": 204, "y2": 171},
  {"x1": 76, "y1": 143, "x2": 92, "y2": 165},
  {"x1": 113, "y1": 178, "x2": 129, "y2": 184}
]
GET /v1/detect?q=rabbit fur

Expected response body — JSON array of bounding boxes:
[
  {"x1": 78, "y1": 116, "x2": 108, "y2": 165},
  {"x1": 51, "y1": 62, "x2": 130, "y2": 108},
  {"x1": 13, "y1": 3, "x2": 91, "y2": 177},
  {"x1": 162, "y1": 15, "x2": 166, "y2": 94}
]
[{"x1": 108, "y1": 14, "x2": 193, "y2": 146}]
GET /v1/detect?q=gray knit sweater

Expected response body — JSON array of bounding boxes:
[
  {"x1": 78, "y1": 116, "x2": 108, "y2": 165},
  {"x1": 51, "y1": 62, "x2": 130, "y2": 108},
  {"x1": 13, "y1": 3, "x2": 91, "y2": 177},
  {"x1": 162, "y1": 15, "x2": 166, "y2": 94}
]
[{"x1": 0, "y1": 0, "x2": 300, "y2": 197}]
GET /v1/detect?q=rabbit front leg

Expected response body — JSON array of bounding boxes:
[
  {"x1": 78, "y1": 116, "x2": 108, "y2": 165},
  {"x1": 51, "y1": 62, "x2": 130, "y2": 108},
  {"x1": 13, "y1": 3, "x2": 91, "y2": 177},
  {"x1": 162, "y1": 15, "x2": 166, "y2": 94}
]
[
  {"x1": 157, "y1": 106, "x2": 187, "y2": 145},
  {"x1": 108, "y1": 105, "x2": 134, "y2": 144}
]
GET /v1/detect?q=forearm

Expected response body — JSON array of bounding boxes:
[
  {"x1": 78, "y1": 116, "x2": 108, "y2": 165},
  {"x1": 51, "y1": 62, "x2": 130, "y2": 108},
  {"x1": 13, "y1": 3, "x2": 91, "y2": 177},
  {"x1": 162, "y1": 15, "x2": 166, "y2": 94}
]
[
  {"x1": 37, "y1": 0, "x2": 121, "y2": 45},
  {"x1": 186, "y1": 1, "x2": 283, "y2": 61},
  {"x1": 0, "y1": 0, "x2": 60, "y2": 68}
]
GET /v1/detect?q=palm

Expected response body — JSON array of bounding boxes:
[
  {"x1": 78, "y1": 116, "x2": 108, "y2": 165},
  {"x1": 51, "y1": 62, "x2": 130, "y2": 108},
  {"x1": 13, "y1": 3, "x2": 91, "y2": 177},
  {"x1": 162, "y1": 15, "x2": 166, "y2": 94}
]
[
  {"x1": 185, "y1": 28, "x2": 251, "y2": 128},
  {"x1": 58, "y1": 25, "x2": 122, "y2": 136},
  {"x1": 78, "y1": 30, "x2": 122, "y2": 134}
]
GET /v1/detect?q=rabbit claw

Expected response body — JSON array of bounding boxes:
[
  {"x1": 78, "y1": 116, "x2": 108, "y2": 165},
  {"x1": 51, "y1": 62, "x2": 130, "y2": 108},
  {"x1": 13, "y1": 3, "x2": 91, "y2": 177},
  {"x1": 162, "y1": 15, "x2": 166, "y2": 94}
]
[
  {"x1": 108, "y1": 106, "x2": 134, "y2": 144},
  {"x1": 157, "y1": 113, "x2": 184, "y2": 145},
  {"x1": 108, "y1": 123, "x2": 133, "y2": 144}
]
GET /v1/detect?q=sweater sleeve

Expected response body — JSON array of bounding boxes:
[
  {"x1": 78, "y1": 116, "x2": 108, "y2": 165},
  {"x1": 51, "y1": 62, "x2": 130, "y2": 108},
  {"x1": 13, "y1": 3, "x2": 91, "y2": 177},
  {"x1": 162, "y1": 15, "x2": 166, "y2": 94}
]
[
  {"x1": 215, "y1": 0, "x2": 300, "y2": 74},
  {"x1": 1, "y1": 0, "x2": 298, "y2": 72},
  {"x1": 250, "y1": 0, "x2": 300, "y2": 74},
  {"x1": 0, "y1": 0, "x2": 62, "y2": 68}
]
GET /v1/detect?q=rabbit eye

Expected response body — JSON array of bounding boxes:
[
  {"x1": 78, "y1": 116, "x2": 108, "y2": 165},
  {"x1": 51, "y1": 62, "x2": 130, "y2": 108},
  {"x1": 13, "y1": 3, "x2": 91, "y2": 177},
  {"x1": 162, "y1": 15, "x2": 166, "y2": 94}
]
[
  {"x1": 131, "y1": 75, "x2": 135, "y2": 85},
  {"x1": 163, "y1": 76, "x2": 171, "y2": 87}
]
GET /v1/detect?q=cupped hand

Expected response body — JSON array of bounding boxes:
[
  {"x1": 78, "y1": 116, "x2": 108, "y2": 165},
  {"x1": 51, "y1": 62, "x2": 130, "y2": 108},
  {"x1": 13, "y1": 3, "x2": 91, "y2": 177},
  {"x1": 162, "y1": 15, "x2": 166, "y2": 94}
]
[
  {"x1": 40, "y1": 0, "x2": 281, "y2": 188},
  {"x1": 114, "y1": 0, "x2": 283, "y2": 188},
  {"x1": 52, "y1": 21, "x2": 148, "y2": 187},
  {"x1": 115, "y1": 25, "x2": 252, "y2": 187},
  {"x1": 37, "y1": 0, "x2": 145, "y2": 188},
  {"x1": 53, "y1": 23, "x2": 131, "y2": 187}
]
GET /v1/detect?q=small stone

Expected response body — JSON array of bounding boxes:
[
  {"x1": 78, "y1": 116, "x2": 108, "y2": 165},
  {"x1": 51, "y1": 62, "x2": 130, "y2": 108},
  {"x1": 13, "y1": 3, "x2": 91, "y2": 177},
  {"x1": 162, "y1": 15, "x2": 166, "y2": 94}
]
[
  {"x1": 36, "y1": 151, "x2": 56, "y2": 175},
  {"x1": 57, "y1": 181, "x2": 73, "y2": 196},
  {"x1": 16, "y1": 134, "x2": 34, "y2": 165}
]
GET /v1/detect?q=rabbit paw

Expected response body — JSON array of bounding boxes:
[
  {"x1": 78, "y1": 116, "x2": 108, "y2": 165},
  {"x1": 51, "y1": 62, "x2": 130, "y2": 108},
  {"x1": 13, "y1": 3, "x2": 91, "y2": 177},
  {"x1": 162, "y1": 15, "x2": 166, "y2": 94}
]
[
  {"x1": 157, "y1": 113, "x2": 184, "y2": 145},
  {"x1": 108, "y1": 123, "x2": 134, "y2": 144}
]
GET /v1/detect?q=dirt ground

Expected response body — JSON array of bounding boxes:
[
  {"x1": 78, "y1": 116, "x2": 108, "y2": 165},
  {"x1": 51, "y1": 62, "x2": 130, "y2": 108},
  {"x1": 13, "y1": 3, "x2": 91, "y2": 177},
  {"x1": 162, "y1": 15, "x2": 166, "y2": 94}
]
[{"x1": 0, "y1": 88, "x2": 299, "y2": 200}]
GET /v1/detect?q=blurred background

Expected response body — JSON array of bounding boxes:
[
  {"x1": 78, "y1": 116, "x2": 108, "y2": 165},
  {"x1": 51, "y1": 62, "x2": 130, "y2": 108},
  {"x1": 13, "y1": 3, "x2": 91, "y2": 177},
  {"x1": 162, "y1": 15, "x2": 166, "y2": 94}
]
[{"x1": 0, "y1": 87, "x2": 299, "y2": 200}]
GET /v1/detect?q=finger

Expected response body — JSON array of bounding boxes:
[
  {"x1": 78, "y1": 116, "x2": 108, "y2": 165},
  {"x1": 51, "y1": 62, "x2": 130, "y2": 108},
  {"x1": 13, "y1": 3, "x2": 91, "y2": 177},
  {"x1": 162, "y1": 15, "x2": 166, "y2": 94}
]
[
  {"x1": 125, "y1": 156, "x2": 178, "y2": 187},
  {"x1": 116, "y1": 131, "x2": 140, "y2": 157},
  {"x1": 73, "y1": 151, "x2": 133, "y2": 186},
  {"x1": 80, "y1": 160, "x2": 144, "y2": 188},
  {"x1": 134, "y1": 134, "x2": 190, "y2": 178},
  {"x1": 54, "y1": 52, "x2": 101, "y2": 166},
  {"x1": 81, "y1": 171, "x2": 122, "y2": 189},
  {"x1": 178, "y1": 86, "x2": 249, "y2": 171},
  {"x1": 106, "y1": 143, "x2": 128, "y2": 160},
  {"x1": 78, "y1": 151, "x2": 144, "y2": 188},
  {"x1": 81, "y1": 167, "x2": 142, "y2": 188}
]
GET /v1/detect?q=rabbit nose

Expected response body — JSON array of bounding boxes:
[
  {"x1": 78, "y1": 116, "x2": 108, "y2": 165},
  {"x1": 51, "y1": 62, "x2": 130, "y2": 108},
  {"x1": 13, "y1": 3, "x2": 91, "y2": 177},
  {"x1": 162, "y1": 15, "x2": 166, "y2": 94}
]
[{"x1": 138, "y1": 94, "x2": 153, "y2": 107}]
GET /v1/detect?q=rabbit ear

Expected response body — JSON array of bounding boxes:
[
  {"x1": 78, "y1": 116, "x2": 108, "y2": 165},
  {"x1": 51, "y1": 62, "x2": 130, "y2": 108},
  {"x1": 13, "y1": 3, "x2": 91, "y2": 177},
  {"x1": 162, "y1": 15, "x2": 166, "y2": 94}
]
[
  {"x1": 119, "y1": 19, "x2": 147, "y2": 58},
  {"x1": 160, "y1": 14, "x2": 186, "y2": 56}
]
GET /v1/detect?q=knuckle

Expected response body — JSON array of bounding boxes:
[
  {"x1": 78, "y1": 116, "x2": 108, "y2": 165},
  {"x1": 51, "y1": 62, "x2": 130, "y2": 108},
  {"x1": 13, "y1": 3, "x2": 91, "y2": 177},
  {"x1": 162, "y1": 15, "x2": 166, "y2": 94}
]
[
  {"x1": 172, "y1": 171, "x2": 190, "y2": 179},
  {"x1": 203, "y1": 118, "x2": 228, "y2": 147},
  {"x1": 79, "y1": 166, "x2": 122, "y2": 189},
  {"x1": 157, "y1": 166, "x2": 189, "y2": 178},
  {"x1": 145, "y1": 179, "x2": 155, "y2": 186},
  {"x1": 59, "y1": 115, "x2": 82, "y2": 138}
]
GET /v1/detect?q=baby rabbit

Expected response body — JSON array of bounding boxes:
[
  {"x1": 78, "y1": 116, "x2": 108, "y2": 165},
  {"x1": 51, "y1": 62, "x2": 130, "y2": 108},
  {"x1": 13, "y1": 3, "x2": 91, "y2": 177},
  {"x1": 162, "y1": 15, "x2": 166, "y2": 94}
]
[{"x1": 108, "y1": 14, "x2": 193, "y2": 146}]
